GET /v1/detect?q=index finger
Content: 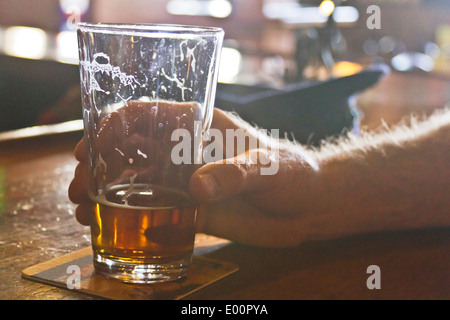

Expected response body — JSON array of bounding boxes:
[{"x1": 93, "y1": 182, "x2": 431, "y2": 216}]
[{"x1": 74, "y1": 137, "x2": 87, "y2": 162}]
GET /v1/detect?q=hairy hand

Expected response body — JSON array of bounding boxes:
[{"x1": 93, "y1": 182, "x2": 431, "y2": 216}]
[{"x1": 69, "y1": 106, "x2": 321, "y2": 247}]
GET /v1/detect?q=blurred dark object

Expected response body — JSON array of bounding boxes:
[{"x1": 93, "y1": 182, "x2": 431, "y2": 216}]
[
  {"x1": 36, "y1": 85, "x2": 82, "y2": 125},
  {"x1": 0, "y1": 55, "x2": 80, "y2": 131},
  {"x1": 0, "y1": 53, "x2": 388, "y2": 149},
  {"x1": 215, "y1": 64, "x2": 390, "y2": 146}
]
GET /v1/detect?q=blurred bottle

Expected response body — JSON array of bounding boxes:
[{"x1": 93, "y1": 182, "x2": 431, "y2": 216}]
[
  {"x1": 295, "y1": 14, "x2": 347, "y2": 81},
  {"x1": 434, "y1": 25, "x2": 450, "y2": 75}
]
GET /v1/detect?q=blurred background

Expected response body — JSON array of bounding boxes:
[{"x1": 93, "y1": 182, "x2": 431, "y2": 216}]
[{"x1": 0, "y1": 0, "x2": 449, "y2": 134}]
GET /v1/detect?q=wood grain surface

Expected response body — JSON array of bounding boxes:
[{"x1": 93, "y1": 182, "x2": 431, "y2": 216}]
[{"x1": 1, "y1": 72, "x2": 449, "y2": 300}]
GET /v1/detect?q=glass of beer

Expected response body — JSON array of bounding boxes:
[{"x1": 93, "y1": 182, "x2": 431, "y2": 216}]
[{"x1": 77, "y1": 23, "x2": 224, "y2": 283}]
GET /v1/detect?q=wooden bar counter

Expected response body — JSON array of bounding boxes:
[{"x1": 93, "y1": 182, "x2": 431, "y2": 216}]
[{"x1": 0, "y1": 72, "x2": 449, "y2": 300}]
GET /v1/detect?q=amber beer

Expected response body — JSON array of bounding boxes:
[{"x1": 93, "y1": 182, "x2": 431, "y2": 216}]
[
  {"x1": 77, "y1": 23, "x2": 224, "y2": 283},
  {"x1": 89, "y1": 100, "x2": 203, "y2": 283},
  {"x1": 91, "y1": 184, "x2": 197, "y2": 281}
]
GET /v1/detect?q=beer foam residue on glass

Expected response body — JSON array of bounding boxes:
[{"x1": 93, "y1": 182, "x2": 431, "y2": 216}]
[
  {"x1": 160, "y1": 67, "x2": 192, "y2": 101},
  {"x1": 80, "y1": 38, "x2": 207, "y2": 103},
  {"x1": 179, "y1": 39, "x2": 207, "y2": 73},
  {"x1": 79, "y1": 52, "x2": 141, "y2": 96}
]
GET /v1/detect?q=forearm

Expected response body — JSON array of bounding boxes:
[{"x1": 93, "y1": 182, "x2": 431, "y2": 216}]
[
  {"x1": 302, "y1": 109, "x2": 450, "y2": 240},
  {"x1": 193, "y1": 109, "x2": 449, "y2": 247}
]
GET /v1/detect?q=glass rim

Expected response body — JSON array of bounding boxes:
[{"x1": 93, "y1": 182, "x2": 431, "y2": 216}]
[{"x1": 77, "y1": 22, "x2": 224, "y2": 37}]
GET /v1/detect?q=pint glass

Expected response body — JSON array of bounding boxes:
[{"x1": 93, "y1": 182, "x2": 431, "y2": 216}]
[{"x1": 77, "y1": 23, "x2": 223, "y2": 283}]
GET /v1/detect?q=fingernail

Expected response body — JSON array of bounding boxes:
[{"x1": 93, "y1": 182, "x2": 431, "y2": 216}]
[{"x1": 199, "y1": 173, "x2": 220, "y2": 199}]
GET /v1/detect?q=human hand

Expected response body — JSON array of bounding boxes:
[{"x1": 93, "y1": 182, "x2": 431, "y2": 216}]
[
  {"x1": 69, "y1": 106, "x2": 321, "y2": 248},
  {"x1": 68, "y1": 105, "x2": 248, "y2": 225}
]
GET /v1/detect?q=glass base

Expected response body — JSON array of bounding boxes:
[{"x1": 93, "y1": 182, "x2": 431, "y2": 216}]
[{"x1": 93, "y1": 252, "x2": 190, "y2": 284}]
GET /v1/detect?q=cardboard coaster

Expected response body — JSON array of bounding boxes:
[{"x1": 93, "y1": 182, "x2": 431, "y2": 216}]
[{"x1": 22, "y1": 246, "x2": 238, "y2": 300}]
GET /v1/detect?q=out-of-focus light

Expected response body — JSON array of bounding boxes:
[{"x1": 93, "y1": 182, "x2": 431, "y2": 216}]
[
  {"x1": 208, "y1": 0, "x2": 232, "y2": 18},
  {"x1": 59, "y1": 0, "x2": 90, "y2": 14},
  {"x1": 332, "y1": 61, "x2": 363, "y2": 77},
  {"x1": 167, "y1": 0, "x2": 201, "y2": 16},
  {"x1": 319, "y1": 0, "x2": 335, "y2": 17},
  {"x1": 424, "y1": 41, "x2": 440, "y2": 59},
  {"x1": 363, "y1": 39, "x2": 379, "y2": 56},
  {"x1": 3, "y1": 26, "x2": 47, "y2": 60},
  {"x1": 332, "y1": 6, "x2": 359, "y2": 24},
  {"x1": 378, "y1": 36, "x2": 396, "y2": 54},
  {"x1": 391, "y1": 52, "x2": 435, "y2": 72},
  {"x1": 56, "y1": 31, "x2": 79, "y2": 64},
  {"x1": 412, "y1": 53, "x2": 435, "y2": 72},
  {"x1": 167, "y1": 0, "x2": 232, "y2": 18},
  {"x1": 263, "y1": 2, "x2": 358, "y2": 26},
  {"x1": 262, "y1": 1, "x2": 300, "y2": 20},
  {"x1": 391, "y1": 53, "x2": 414, "y2": 71},
  {"x1": 218, "y1": 47, "x2": 242, "y2": 83}
]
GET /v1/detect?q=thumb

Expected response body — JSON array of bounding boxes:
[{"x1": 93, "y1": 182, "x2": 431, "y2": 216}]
[{"x1": 189, "y1": 149, "x2": 276, "y2": 202}]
